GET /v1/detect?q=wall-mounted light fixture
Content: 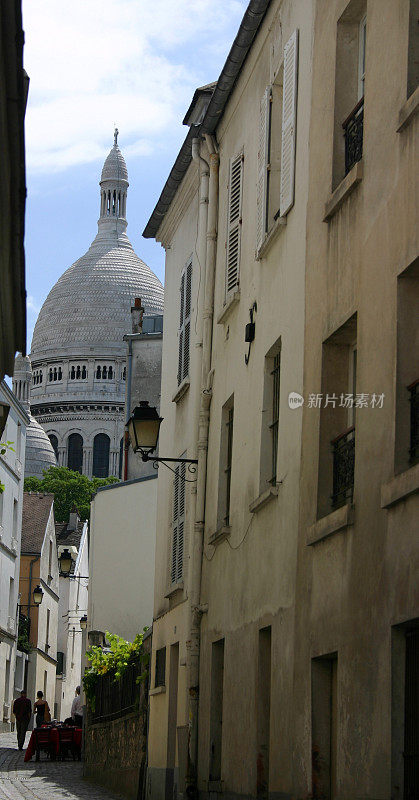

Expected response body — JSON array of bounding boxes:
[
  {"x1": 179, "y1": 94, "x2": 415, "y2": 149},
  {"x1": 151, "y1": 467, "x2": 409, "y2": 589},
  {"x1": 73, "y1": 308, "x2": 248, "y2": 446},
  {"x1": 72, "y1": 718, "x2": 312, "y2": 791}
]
[{"x1": 128, "y1": 401, "x2": 197, "y2": 479}]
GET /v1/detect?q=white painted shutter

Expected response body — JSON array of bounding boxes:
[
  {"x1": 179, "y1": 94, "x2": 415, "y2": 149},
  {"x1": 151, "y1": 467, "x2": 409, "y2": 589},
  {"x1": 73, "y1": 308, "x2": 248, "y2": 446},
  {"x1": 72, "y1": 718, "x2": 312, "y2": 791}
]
[
  {"x1": 279, "y1": 29, "x2": 299, "y2": 217},
  {"x1": 256, "y1": 87, "x2": 271, "y2": 251},
  {"x1": 226, "y1": 154, "x2": 243, "y2": 296},
  {"x1": 171, "y1": 462, "x2": 186, "y2": 584},
  {"x1": 177, "y1": 261, "x2": 192, "y2": 385}
]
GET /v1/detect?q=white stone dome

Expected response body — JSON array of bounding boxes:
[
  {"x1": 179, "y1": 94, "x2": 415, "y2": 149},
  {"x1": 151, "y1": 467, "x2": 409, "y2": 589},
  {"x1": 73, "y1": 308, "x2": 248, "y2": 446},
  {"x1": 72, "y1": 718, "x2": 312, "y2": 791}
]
[
  {"x1": 25, "y1": 414, "x2": 57, "y2": 479},
  {"x1": 31, "y1": 133, "x2": 163, "y2": 358}
]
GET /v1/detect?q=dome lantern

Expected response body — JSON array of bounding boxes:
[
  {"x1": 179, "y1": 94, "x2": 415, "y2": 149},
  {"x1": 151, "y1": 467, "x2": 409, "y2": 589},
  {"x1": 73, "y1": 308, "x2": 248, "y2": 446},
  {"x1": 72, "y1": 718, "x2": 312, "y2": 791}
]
[{"x1": 99, "y1": 128, "x2": 129, "y2": 232}]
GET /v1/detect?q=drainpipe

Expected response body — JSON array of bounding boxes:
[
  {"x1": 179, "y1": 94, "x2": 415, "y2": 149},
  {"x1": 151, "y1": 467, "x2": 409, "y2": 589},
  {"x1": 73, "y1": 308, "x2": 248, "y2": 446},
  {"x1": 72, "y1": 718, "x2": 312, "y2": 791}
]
[
  {"x1": 123, "y1": 335, "x2": 133, "y2": 481},
  {"x1": 187, "y1": 135, "x2": 219, "y2": 792}
]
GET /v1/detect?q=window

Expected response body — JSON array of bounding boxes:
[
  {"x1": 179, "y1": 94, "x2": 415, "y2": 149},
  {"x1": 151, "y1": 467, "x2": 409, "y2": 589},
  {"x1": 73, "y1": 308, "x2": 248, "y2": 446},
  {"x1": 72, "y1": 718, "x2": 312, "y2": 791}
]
[
  {"x1": 171, "y1": 461, "x2": 185, "y2": 584},
  {"x1": 13, "y1": 498, "x2": 18, "y2": 538},
  {"x1": 67, "y1": 433, "x2": 83, "y2": 473},
  {"x1": 70, "y1": 366, "x2": 75, "y2": 380},
  {"x1": 81, "y1": 366, "x2": 87, "y2": 379},
  {"x1": 312, "y1": 654, "x2": 338, "y2": 800},
  {"x1": 260, "y1": 342, "x2": 281, "y2": 490},
  {"x1": 48, "y1": 540, "x2": 53, "y2": 578},
  {"x1": 49, "y1": 368, "x2": 53, "y2": 382},
  {"x1": 155, "y1": 647, "x2": 166, "y2": 687},
  {"x1": 317, "y1": 314, "x2": 357, "y2": 517},
  {"x1": 8, "y1": 577, "x2": 14, "y2": 619},
  {"x1": 108, "y1": 366, "x2": 113, "y2": 379},
  {"x1": 71, "y1": 627, "x2": 75, "y2": 665},
  {"x1": 56, "y1": 651, "x2": 64, "y2": 675},
  {"x1": 76, "y1": 366, "x2": 81, "y2": 379},
  {"x1": 96, "y1": 366, "x2": 101, "y2": 379},
  {"x1": 43, "y1": 670, "x2": 47, "y2": 699},
  {"x1": 226, "y1": 153, "x2": 243, "y2": 297},
  {"x1": 333, "y1": 2, "x2": 366, "y2": 186},
  {"x1": 122, "y1": 366, "x2": 126, "y2": 381},
  {"x1": 119, "y1": 437, "x2": 124, "y2": 479},
  {"x1": 218, "y1": 397, "x2": 234, "y2": 529},
  {"x1": 395, "y1": 259, "x2": 419, "y2": 472},
  {"x1": 407, "y1": 0, "x2": 419, "y2": 99},
  {"x1": 16, "y1": 422, "x2": 21, "y2": 460},
  {"x1": 178, "y1": 260, "x2": 192, "y2": 386},
  {"x1": 48, "y1": 434, "x2": 59, "y2": 461},
  {"x1": 209, "y1": 639, "x2": 225, "y2": 781},
  {"x1": 102, "y1": 366, "x2": 107, "y2": 380},
  {"x1": 58, "y1": 367, "x2": 62, "y2": 380},
  {"x1": 46, "y1": 609, "x2": 50, "y2": 650},
  {"x1": 92, "y1": 433, "x2": 110, "y2": 478},
  {"x1": 279, "y1": 30, "x2": 299, "y2": 217}
]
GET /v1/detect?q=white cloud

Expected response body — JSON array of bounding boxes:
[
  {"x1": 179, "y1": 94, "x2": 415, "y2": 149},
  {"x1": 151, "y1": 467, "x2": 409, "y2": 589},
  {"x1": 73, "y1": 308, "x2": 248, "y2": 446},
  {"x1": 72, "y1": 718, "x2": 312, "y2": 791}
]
[
  {"x1": 27, "y1": 295, "x2": 41, "y2": 316},
  {"x1": 22, "y1": 0, "x2": 245, "y2": 173}
]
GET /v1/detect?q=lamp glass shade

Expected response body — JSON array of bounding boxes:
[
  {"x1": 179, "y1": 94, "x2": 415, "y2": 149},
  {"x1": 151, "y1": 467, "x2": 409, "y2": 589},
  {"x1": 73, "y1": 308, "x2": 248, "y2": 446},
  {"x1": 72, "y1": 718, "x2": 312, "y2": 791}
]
[
  {"x1": 59, "y1": 549, "x2": 73, "y2": 576},
  {"x1": 128, "y1": 403, "x2": 162, "y2": 454},
  {"x1": 80, "y1": 615, "x2": 88, "y2": 630},
  {"x1": 33, "y1": 585, "x2": 44, "y2": 606}
]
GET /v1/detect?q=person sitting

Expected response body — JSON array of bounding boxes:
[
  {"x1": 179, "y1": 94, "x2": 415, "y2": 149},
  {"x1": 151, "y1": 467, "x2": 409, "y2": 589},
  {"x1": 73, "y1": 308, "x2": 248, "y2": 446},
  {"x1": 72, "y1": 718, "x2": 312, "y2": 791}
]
[{"x1": 33, "y1": 691, "x2": 50, "y2": 728}]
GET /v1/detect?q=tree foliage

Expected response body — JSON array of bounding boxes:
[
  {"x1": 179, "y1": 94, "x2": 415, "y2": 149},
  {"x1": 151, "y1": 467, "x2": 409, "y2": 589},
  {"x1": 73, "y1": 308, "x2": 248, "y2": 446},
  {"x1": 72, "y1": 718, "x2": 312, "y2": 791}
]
[{"x1": 24, "y1": 466, "x2": 118, "y2": 521}]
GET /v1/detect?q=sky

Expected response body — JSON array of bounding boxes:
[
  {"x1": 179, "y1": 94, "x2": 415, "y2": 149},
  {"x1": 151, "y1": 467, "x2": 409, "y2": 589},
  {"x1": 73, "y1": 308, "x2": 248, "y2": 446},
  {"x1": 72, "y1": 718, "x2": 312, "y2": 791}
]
[{"x1": 22, "y1": 0, "x2": 247, "y2": 352}]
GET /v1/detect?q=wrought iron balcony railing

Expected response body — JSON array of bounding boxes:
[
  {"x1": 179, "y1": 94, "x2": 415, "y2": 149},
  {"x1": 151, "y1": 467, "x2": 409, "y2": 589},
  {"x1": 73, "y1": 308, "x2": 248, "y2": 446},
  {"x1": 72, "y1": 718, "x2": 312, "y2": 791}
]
[
  {"x1": 331, "y1": 426, "x2": 355, "y2": 509},
  {"x1": 342, "y1": 97, "x2": 364, "y2": 175},
  {"x1": 408, "y1": 380, "x2": 419, "y2": 465}
]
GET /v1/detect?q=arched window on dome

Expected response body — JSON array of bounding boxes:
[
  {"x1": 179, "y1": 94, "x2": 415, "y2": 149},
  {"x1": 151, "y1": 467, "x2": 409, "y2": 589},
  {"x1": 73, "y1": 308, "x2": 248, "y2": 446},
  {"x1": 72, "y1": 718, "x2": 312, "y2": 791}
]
[
  {"x1": 108, "y1": 366, "x2": 113, "y2": 379},
  {"x1": 40, "y1": 371, "x2": 43, "y2": 383},
  {"x1": 53, "y1": 367, "x2": 57, "y2": 381},
  {"x1": 96, "y1": 366, "x2": 101, "y2": 379},
  {"x1": 49, "y1": 368, "x2": 53, "y2": 382},
  {"x1": 76, "y1": 366, "x2": 81, "y2": 379},
  {"x1": 92, "y1": 433, "x2": 110, "y2": 478},
  {"x1": 67, "y1": 433, "x2": 83, "y2": 473},
  {"x1": 48, "y1": 435, "x2": 59, "y2": 461},
  {"x1": 58, "y1": 367, "x2": 62, "y2": 380},
  {"x1": 122, "y1": 366, "x2": 126, "y2": 381},
  {"x1": 70, "y1": 366, "x2": 75, "y2": 380},
  {"x1": 102, "y1": 366, "x2": 107, "y2": 380},
  {"x1": 119, "y1": 436, "x2": 124, "y2": 479},
  {"x1": 82, "y1": 366, "x2": 87, "y2": 379}
]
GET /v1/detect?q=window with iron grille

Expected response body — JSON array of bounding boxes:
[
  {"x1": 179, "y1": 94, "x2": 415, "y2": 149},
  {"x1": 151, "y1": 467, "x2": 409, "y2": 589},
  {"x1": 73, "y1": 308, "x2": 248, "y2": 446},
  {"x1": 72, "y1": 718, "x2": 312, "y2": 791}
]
[
  {"x1": 171, "y1": 461, "x2": 186, "y2": 584},
  {"x1": 178, "y1": 260, "x2": 192, "y2": 386},
  {"x1": 155, "y1": 647, "x2": 166, "y2": 688},
  {"x1": 226, "y1": 154, "x2": 243, "y2": 297}
]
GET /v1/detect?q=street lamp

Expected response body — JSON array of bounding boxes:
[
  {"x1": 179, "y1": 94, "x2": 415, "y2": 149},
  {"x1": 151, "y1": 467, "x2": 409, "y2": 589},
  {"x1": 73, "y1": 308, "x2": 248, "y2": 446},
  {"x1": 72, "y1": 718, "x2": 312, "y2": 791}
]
[
  {"x1": 127, "y1": 402, "x2": 198, "y2": 471},
  {"x1": 80, "y1": 615, "x2": 88, "y2": 631},
  {"x1": 58, "y1": 548, "x2": 89, "y2": 579},
  {"x1": 32, "y1": 585, "x2": 44, "y2": 606}
]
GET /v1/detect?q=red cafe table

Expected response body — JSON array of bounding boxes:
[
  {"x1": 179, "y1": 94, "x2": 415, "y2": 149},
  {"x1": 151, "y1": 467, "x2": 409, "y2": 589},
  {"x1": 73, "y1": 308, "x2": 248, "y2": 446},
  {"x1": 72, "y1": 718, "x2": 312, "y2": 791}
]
[{"x1": 24, "y1": 726, "x2": 82, "y2": 762}]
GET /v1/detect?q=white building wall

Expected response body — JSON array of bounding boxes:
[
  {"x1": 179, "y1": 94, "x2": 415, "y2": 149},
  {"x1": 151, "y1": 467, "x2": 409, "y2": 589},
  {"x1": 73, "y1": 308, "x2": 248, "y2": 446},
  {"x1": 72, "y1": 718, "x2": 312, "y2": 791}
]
[
  {"x1": 0, "y1": 381, "x2": 28, "y2": 730},
  {"x1": 88, "y1": 476, "x2": 157, "y2": 642}
]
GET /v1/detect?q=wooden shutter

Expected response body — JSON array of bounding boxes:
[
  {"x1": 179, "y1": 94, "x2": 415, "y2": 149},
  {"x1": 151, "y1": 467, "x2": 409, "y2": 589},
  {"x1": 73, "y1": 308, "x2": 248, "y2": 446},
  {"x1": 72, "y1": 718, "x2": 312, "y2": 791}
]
[
  {"x1": 177, "y1": 261, "x2": 192, "y2": 385},
  {"x1": 279, "y1": 29, "x2": 299, "y2": 217},
  {"x1": 256, "y1": 87, "x2": 271, "y2": 251},
  {"x1": 226, "y1": 154, "x2": 243, "y2": 296},
  {"x1": 171, "y1": 462, "x2": 186, "y2": 584}
]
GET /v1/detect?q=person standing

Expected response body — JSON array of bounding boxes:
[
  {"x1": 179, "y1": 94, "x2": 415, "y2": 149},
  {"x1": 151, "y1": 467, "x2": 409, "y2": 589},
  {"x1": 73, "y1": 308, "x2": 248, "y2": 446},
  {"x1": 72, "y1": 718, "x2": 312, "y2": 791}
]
[
  {"x1": 13, "y1": 691, "x2": 32, "y2": 750},
  {"x1": 71, "y1": 686, "x2": 83, "y2": 727},
  {"x1": 33, "y1": 690, "x2": 50, "y2": 727}
]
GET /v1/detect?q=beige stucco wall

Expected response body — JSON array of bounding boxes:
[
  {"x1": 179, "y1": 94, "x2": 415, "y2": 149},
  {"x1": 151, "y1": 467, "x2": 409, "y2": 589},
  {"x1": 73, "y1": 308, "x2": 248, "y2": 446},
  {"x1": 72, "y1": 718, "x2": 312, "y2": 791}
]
[
  {"x1": 88, "y1": 476, "x2": 157, "y2": 641},
  {"x1": 291, "y1": 1, "x2": 419, "y2": 798}
]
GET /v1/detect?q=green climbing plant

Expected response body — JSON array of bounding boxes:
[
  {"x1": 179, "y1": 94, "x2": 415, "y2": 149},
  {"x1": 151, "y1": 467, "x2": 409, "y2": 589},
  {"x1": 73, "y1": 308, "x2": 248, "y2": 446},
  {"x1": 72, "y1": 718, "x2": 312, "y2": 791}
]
[{"x1": 82, "y1": 630, "x2": 149, "y2": 710}]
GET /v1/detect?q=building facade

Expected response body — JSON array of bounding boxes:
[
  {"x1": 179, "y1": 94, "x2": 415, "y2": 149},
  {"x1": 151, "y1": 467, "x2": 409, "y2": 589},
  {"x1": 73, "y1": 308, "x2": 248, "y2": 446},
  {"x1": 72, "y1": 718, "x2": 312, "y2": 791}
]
[
  {"x1": 29, "y1": 132, "x2": 164, "y2": 479},
  {"x1": 0, "y1": 381, "x2": 29, "y2": 730},
  {"x1": 20, "y1": 493, "x2": 59, "y2": 724},
  {"x1": 55, "y1": 509, "x2": 89, "y2": 721},
  {"x1": 143, "y1": 1, "x2": 418, "y2": 799},
  {"x1": 12, "y1": 354, "x2": 57, "y2": 479},
  {"x1": 291, "y1": 1, "x2": 419, "y2": 798}
]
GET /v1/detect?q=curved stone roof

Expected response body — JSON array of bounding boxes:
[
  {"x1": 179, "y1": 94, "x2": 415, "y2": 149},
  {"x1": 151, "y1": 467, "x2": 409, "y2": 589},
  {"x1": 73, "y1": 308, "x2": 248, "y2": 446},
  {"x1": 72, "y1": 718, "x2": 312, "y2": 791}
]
[
  {"x1": 31, "y1": 137, "x2": 163, "y2": 357},
  {"x1": 24, "y1": 414, "x2": 57, "y2": 479},
  {"x1": 101, "y1": 142, "x2": 128, "y2": 183}
]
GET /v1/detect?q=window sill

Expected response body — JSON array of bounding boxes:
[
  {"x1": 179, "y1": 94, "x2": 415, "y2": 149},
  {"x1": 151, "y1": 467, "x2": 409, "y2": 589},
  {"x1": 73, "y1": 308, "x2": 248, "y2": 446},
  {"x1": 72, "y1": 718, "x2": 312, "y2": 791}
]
[
  {"x1": 323, "y1": 160, "x2": 363, "y2": 221},
  {"x1": 249, "y1": 485, "x2": 278, "y2": 513},
  {"x1": 149, "y1": 685, "x2": 166, "y2": 696},
  {"x1": 208, "y1": 526, "x2": 231, "y2": 546},
  {"x1": 172, "y1": 377, "x2": 190, "y2": 404},
  {"x1": 164, "y1": 581, "x2": 184, "y2": 599},
  {"x1": 307, "y1": 503, "x2": 354, "y2": 546},
  {"x1": 381, "y1": 463, "x2": 419, "y2": 509},
  {"x1": 255, "y1": 216, "x2": 286, "y2": 261},
  {"x1": 217, "y1": 290, "x2": 240, "y2": 325},
  {"x1": 397, "y1": 86, "x2": 419, "y2": 132}
]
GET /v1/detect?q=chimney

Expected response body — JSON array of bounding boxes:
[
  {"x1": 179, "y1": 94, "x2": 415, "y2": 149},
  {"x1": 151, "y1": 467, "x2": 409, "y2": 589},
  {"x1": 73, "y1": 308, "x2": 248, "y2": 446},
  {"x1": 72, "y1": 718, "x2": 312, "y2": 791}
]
[
  {"x1": 131, "y1": 297, "x2": 144, "y2": 334},
  {"x1": 68, "y1": 506, "x2": 80, "y2": 532}
]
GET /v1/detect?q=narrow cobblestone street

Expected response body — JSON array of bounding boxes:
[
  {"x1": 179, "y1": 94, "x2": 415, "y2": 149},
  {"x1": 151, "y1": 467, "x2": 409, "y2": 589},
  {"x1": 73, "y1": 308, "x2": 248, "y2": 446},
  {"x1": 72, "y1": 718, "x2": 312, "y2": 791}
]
[{"x1": 0, "y1": 732, "x2": 125, "y2": 800}]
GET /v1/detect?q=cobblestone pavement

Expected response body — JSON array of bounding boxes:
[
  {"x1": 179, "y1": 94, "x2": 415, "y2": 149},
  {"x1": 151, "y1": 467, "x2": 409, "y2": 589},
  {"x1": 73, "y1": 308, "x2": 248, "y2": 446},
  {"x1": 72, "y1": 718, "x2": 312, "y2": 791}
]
[{"x1": 0, "y1": 731, "x2": 125, "y2": 800}]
